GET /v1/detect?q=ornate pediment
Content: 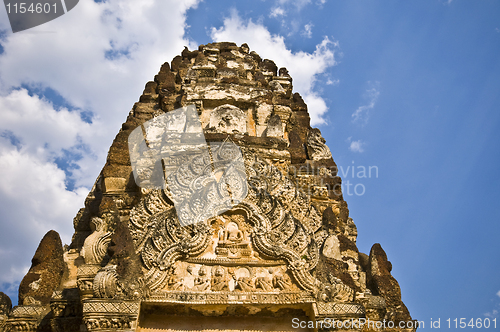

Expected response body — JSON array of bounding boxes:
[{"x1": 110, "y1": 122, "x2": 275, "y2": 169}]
[{"x1": 128, "y1": 155, "x2": 335, "y2": 300}]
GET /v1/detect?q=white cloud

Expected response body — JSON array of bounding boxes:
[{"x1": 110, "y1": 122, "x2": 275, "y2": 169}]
[
  {"x1": 302, "y1": 23, "x2": 313, "y2": 38},
  {"x1": 211, "y1": 11, "x2": 338, "y2": 125},
  {"x1": 485, "y1": 309, "x2": 499, "y2": 318},
  {"x1": 0, "y1": 89, "x2": 93, "y2": 155},
  {"x1": 352, "y1": 82, "x2": 380, "y2": 125},
  {"x1": 270, "y1": 7, "x2": 285, "y2": 18},
  {"x1": 0, "y1": 88, "x2": 102, "y2": 187},
  {"x1": 269, "y1": 0, "x2": 316, "y2": 35},
  {"x1": 348, "y1": 138, "x2": 365, "y2": 153},
  {"x1": 0, "y1": 142, "x2": 88, "y2": 241},
  {"x1": 276, "y1": 0, "x2": 311, "y2": 9},
  {"x1": 0, "y1": 0, "x2": 200, "y2": 126},
  {"x1": 0, "y1": 89, "x2": 94, "y2": 295},
  {"x1": 484, "y1": 291, "x2": 500, "y2": 317},
  {"x1": 0, "y1": 0, "x2": 200, "y2": 292},
  {"x1": 326, "y1": 78, "x2": 339, "y2": 86},
  {"x1": 0, "y1": 140, "x2": 88, "y2": 290}
]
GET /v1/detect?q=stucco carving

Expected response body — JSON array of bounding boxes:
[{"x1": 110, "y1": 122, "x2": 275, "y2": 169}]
[
  {"x1": 81, "y1": 217, "x2": 111, "y2": 265},
  {"x1": 125, "y1": 154, "x2": 344, "y2": 302},
  {"x1": 93, "y1": 265, "x2": 118, "y2": 299},
  {"x1": 306, "y1": 128, "x2": 332, "y2": 161},
  {"x1": 209, "y1": 104, "x2": 246, "y2": 134},
  {"x1": 263, "y1": 114, "x2": 284, "y2": 138}
]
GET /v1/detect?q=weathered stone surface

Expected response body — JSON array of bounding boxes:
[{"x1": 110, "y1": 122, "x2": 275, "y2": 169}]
[
  {"x1": 263, "y1": 114, "x2": 283, "y2": 138},
  {"x1": 0, "y1": 292, "x2": 11, "y2": 315},
  {"x1": 8, "y1": 42, "x2": 414, "y2": 332},
  {"x1": 18, "y1": 230, "x2": 64, "y2": 306},
  {"x1": 288, "y1": 130, "x2": 307, "y2": 164},
  {"x1": 368, "y1": 243, "x2": 412, "y2": 323},
  {"x1": 322, "y1": 206, "x2": 337, "y2": 230},
  {"x1": 80, "y1": 217, "x2": 111, "y2": 265},
  {"x1": 306, "y1": 128, "x2": 332, "y2": 161},
  {"x1": 0, "y1": 292, "x2": 11, "y2": 331},
  {"x1": 209, "y1": 104, "x2": 247, "y2": 134},
  {"x1": 0, "y1": 291, "x2": 12, "y2": 330}
]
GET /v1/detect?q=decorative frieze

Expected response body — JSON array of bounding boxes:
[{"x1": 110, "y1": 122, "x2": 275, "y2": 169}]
[{"x1": 147, "y1": 291, "x2": 312, "y2": 305}]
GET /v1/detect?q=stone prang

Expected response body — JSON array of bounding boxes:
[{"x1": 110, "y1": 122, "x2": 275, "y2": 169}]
[
  {"x1": 18, "y1": 230, "x2": 65, "y2": 306},
  {"x1": 4, "y1": 42, "x2": 415, "y2": 332}
]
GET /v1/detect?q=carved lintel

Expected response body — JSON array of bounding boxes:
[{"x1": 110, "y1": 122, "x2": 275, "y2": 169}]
[
  {"x1": 83, "y1": 317, "x2": 133, "y2": 332},
  {"x1": 147, "y1": 291, "x2": 312, "y2": 305}
]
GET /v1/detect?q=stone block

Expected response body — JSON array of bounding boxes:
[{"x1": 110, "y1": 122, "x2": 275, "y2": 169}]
[{"x1": 103, "y1": 177, "x2": 127, "y2": 192}]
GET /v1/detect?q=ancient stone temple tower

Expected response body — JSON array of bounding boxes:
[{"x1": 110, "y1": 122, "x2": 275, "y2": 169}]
[{"x1": 2, "y1": 42, "x2": 414, "y2": 332}]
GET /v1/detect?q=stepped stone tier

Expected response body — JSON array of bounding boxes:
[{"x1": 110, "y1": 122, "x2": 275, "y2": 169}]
[{"x1": 2, "y1": 42, "x2": 415, "y2": 332}]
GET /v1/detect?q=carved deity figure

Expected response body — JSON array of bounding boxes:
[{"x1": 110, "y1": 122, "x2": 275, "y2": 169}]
[
  {"x1": 219, "y1": 222, "x2": 246, "y2": 244},
  {"x1": 255, "y1": 268, "x2": 275, "y2": 292},
  {"x1": 216, "y1": 219, "x2": 252, "y2": 258},
  {"x1": 167, "y1": 267, "x2": 184, "y2": 291},
  {"x1": 211, "y1": 266, "x2": 228, "y2": 291},
  {"x1": 273, "y1": 274, "x2": 292, "y2": 291},
  {"x1": 236, "y1": 277, "x2": 255, "y2": 292},
  {"x1": 210, "y1": 104, "x2": 246, "y2": 134},
  {"x1": 192, "y1": 267, "x2": 210, "y2": 291}
]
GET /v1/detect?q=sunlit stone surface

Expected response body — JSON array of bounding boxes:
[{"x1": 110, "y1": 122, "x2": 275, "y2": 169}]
[{"x1": 3, "y1": 42, "x2": 414, "y2": 332}]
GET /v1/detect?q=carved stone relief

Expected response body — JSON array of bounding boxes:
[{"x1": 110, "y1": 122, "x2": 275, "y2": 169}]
[
  {"x1": 209, "y1": 104, "x2": 247, "y2": 134},
  {"x1": 77, "y1": 217, "x2": 112, "y2": 300},
  {"x1": 269, "y1": 80, "x2": 286, "y2": 95},
  {"x1": 80, "y1": 217, "x2": 111, "y2": 265},
  {"x1": 306, "y1": 128, "x2": 332, "y2": 161},
  {"x1": 156, "y1": 261, "x2": 297, "y2": 294},
  {"x1": 0, "y1": 292, "x2": 11, "y2": 331},
  {"x1": 263, "y1": 114, "x2": 284, "y2": 138},
  {"x1": 164, "y1": 138, "x2": 248, "y2": 227},
  {"x1": 93, "y1": 265, "x2": 119, "y2": 299},
  {"x1": 126, "y1": 154, "x2": 355, "y2": 303}
]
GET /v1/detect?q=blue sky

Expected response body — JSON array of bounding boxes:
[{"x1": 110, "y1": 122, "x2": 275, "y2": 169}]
[{"x1": 0, "y1": 0, "x2": 499, "y2": 329}]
